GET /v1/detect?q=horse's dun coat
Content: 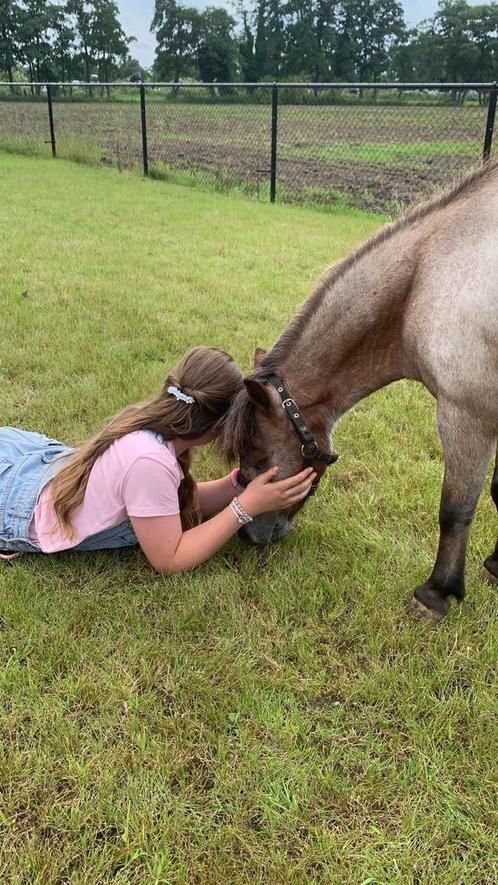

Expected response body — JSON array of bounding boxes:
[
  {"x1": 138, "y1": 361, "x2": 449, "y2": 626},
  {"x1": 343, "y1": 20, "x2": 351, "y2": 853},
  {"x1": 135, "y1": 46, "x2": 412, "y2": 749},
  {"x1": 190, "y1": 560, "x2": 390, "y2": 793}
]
[{"x1": 222, "y1": 160, "x2": 498, "y2": 622}]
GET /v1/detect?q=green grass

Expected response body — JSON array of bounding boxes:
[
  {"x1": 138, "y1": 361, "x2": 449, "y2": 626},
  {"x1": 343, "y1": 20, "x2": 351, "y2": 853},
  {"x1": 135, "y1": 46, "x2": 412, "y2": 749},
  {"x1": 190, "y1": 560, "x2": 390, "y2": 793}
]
[
  {"x1": 148, "y1": 159, "x2": 269, "y2": 201},
  {"x1": 147, "y1": 161, "x2": 372, "y2": 214},
  {"x1": 0, "y1": 153, "x2": 497, "y2": 883},
  {"x1": 0, "y1": 137, "x2": 50, "y2": 158},
  {"x1": 142, "y1": 133, "x2": 479, "y2": 174},
  {"x1": 288, "y1": 139, "x2": 479, "y2": 170},
  {"x1": 0, "y1": 131, "x2": 380, "y2": 212}
]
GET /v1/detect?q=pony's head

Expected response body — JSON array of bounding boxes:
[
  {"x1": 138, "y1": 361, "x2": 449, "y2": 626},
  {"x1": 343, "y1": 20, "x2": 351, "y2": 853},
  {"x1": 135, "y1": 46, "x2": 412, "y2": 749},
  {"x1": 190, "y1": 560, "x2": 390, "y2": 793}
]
[{"x1": 219, "y1": 348, "x2": 334, "y2": 544}]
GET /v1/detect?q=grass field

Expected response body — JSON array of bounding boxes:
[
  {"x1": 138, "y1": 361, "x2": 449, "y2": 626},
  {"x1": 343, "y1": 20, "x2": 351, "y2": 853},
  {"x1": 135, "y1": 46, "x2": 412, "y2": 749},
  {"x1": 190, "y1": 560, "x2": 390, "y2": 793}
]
[
  {"x1": 1, "y1": 154, "x2": 497, "y2": 883},
  {"x1": 0, "y1": 98, "x2": 492, "y2": 212}
]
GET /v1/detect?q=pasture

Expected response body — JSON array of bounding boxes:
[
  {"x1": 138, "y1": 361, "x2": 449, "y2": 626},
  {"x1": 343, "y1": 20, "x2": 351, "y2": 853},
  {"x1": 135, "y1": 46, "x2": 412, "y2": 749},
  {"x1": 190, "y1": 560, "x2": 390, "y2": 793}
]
[
  {"x1": 0, "y1": 153, "x2": 497, "y2": 883},
  {"x1": 0, "y1": 97, "x2": 491, "y2": 212}
]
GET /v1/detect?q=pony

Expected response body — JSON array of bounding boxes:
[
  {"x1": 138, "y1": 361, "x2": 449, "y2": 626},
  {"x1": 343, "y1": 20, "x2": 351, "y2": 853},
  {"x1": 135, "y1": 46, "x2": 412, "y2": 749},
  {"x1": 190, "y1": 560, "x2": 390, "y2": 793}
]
[{"x1": 221, "y1": 160, "x2": 498, "y2": 623}]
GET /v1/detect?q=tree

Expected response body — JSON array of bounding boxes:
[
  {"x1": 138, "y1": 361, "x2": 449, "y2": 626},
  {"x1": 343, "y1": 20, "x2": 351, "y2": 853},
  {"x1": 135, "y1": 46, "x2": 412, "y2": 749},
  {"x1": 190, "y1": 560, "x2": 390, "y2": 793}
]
[
  {"x1": 433, "y1": 0, "x2": 480, "y2": 81},
  {"x1": 197, "y1": 8, "x2": 238, "y2": 82},
  {"x1": 283, "y1": 0, "x2": 322, "y2": 79},
  {"x1": 338, "y1": 0, "x2": 406, "y2": 82},
  {"x1": 0, "y1": 0, "x2": 22, "y2": 83},
  {"x1": 52, "y1": 6, "x2": 75, "y2": 81},
  {"x1": 66, "y1": 0, "x2": 94, "y2": 81},
  {"x1": 91, "y1": 0, "x2": 131, "y2": 83},
  {"x1": 253, "y1": 0, "x2": 285, "y2": 79},
  {"x1": 18, "y1": 0, "x2": 60, "y2": 83},
  {"x1": 468, "y1": 2, "x2": 498, "y2": 80},
  {"x1": 389, "y1": 24, "x2": 443, "y2": 81},
  {"x1": 314, "y1": 0, "x2": 341, "y2": 79},
  {"x1": 152, "y1": 0, "x2": 202, "y2": 81},
  {"x1": 282, "y1": 0, "x2": 340, "y2": 81},
  {"x1": 237, "y1": 1, "x2": 258, "y2": 80}
]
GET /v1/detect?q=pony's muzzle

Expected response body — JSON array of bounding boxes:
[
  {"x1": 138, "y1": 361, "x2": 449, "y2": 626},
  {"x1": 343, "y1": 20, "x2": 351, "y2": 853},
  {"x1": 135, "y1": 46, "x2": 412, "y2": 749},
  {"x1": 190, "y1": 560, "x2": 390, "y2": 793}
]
[{"x1": 238, "y1": 512, "x2": 294, "y2": 545}]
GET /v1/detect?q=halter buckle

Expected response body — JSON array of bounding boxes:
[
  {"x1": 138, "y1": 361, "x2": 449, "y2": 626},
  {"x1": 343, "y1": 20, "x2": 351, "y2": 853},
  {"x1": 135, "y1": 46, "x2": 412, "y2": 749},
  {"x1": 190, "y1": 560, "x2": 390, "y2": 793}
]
[{"x1": 301, "y1": 441, "x2": 319, "y2": 459}]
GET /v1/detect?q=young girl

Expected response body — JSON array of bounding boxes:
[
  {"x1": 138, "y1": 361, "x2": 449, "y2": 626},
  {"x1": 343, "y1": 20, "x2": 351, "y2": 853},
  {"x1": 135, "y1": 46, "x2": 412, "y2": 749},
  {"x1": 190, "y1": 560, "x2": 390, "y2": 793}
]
[{"x1": 0, "y1": 347, "x2": 315, "y2": 572}]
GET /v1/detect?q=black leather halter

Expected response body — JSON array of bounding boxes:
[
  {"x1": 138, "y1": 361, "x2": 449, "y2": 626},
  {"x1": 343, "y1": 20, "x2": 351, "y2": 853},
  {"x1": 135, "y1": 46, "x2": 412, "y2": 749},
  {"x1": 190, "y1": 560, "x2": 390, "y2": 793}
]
[{"x1": 265, "y1": 373, "x2": 338, "y2": 496}]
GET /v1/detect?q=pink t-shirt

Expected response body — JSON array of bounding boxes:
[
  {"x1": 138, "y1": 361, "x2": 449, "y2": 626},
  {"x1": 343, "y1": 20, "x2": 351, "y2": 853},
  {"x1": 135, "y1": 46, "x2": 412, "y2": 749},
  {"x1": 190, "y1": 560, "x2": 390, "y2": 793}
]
[{"x1": 30, "y1": 431, "x2": 184, "y2": 553}]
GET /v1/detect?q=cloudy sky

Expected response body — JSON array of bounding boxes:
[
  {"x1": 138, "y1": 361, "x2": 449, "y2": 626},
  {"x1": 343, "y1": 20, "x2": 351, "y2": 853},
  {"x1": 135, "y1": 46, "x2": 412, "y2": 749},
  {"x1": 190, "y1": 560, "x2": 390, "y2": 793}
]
[{"x1": 119, "y1": 1, "x2": 483, "y2": 70}]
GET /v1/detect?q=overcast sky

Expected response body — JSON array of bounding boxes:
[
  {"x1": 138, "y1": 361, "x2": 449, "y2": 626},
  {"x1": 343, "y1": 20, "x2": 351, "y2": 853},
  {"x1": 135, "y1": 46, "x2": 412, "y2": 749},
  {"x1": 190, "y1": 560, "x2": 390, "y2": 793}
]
[{"x1": 119, "y1": 0, "x2": 483, "y2": 70}]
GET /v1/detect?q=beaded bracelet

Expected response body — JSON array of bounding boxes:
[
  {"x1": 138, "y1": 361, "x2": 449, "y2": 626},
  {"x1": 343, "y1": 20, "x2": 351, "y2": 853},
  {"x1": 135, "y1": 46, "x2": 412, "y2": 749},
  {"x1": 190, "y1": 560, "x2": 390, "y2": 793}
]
[{"x1": 230, "y1": 496, "x2": 253, "y2": 525}]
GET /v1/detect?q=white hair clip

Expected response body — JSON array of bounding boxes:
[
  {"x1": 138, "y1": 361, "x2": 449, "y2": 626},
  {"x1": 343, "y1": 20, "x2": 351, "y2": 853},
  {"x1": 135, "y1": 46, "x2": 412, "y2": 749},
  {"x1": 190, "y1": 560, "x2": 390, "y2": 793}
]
[{"x1": 168, "y1": 384, "x2": 195, "y2": 404}]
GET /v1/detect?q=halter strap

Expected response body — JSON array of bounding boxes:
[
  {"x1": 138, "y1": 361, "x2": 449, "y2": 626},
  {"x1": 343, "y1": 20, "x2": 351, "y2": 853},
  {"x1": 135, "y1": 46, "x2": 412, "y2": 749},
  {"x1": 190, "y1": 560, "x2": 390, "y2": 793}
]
[{"x1": 264, "y1": 373, "x2": 338, "y2": 495}]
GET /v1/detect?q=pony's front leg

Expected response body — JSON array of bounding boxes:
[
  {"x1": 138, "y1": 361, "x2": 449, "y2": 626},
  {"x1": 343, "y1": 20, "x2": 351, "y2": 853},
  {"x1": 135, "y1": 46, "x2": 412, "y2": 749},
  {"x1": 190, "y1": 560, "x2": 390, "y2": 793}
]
[{"x1": 411, "y1": 402, "x2": 495, "y2": 623}]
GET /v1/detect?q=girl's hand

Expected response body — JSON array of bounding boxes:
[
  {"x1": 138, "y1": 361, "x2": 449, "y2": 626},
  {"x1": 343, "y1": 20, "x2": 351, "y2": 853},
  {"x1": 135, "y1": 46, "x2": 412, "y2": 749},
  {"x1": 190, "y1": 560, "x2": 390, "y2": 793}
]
[{"x1": 238, "y1": 466, "x2": 316, "y2": 517}]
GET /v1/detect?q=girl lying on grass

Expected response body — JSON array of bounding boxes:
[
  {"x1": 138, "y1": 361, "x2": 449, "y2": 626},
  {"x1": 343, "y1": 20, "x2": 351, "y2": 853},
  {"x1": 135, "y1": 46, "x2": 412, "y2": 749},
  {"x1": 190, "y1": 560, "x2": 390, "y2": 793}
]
[{"x1": 0, "y1": 347, "x2": 315, "y2": 572}]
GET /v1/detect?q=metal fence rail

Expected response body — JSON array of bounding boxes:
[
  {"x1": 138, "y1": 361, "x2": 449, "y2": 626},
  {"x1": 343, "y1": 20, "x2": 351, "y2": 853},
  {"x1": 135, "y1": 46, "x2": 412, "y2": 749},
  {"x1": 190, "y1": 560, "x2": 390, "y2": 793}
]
[{"x1": 0, "y1": 81, "x2": 496, "y2": 213}]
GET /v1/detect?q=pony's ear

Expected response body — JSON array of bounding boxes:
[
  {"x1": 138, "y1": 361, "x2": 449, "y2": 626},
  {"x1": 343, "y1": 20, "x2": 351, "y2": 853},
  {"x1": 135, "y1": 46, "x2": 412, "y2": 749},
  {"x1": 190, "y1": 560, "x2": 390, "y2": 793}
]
[
  {"x1": 244, "y1": 376, "x2": 273, "y2": 412},
  {"x1": 254, "y1": 347, "x2": 267, "y2": 369}
]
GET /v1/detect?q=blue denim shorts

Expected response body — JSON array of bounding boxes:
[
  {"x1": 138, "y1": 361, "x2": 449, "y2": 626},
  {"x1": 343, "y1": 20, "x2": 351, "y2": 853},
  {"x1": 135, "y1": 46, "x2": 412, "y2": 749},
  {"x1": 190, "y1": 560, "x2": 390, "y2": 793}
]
[{"x1": 0, "y1": 427, "x2": 70, "y2": 554}]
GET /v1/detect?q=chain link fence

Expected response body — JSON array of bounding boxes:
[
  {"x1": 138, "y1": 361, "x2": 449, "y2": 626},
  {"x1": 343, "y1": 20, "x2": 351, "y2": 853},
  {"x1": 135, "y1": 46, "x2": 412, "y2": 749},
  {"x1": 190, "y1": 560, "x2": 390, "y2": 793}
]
[{"x1": 0, "y1": 82, "x2": 496, "y2": 213}]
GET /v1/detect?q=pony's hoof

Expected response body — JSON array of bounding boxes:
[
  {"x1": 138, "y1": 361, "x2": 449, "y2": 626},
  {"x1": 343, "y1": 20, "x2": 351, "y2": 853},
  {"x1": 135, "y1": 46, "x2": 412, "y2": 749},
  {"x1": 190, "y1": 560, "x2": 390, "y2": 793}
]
[
  {"x1": 408, "y1": 596, "x2": 444, "y2": 625},
  {"x1": 409, "y1": 584, "x2": 450, "y2": 625},
  {"x1": 481, "y1": 563, "x2": 498, "y2": 585}
]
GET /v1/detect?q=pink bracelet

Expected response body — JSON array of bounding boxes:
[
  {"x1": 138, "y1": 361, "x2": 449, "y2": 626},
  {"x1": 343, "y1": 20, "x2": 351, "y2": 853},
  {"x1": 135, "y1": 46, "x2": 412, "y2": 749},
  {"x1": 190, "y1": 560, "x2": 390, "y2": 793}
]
[{"x1": 229, "y1": 467, "x2": 240, "y2": 489}]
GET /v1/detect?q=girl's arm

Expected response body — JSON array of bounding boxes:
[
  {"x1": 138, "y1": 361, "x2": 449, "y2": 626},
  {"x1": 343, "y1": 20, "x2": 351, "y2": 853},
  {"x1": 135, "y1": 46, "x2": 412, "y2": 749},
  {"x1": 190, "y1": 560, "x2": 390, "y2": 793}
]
[
  {"x1": 130, "y1": 466, "x2": 315, "y2": 573},
  {"x1": 131, "y1": 507, "x2": 241, "y2": 573},
  {"x1": 197, "y1": 469, "x2": 240, "y2": 517}
]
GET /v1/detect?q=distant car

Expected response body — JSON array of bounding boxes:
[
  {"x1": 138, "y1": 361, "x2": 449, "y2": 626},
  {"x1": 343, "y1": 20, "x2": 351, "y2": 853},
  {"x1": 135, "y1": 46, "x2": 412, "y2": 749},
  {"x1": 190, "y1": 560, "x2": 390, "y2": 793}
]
[{"x1": 128, "y1": 73, "x2": 143, "y2": 84}]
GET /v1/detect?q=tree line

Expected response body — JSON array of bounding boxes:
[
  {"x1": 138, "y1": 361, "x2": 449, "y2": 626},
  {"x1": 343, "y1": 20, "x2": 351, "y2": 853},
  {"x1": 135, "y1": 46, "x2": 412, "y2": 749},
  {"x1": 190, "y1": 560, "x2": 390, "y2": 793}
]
[
  {"x1": 0, "y1": 0, "x2": 137, "y2": 83},
  {"x1": 153, "y1": 0, "x2": 498, "y2": 84},
  {"x1": 1, "y1": 0, "x2": 498, "y2": 85}
]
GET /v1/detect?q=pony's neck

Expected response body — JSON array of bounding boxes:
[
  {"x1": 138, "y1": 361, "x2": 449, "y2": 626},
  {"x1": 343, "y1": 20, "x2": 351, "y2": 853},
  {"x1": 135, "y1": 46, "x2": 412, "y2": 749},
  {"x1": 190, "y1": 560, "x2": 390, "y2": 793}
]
[{"x1": 269, "y1": 227, "x2": 420, "y2": 428}]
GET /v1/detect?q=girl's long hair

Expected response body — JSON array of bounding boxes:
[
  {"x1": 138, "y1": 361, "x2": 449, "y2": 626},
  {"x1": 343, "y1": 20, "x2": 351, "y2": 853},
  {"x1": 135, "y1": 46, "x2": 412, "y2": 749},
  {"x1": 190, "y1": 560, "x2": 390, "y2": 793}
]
[{"x1": 49, "y1": 347, "x2": 243, "y2": 536}]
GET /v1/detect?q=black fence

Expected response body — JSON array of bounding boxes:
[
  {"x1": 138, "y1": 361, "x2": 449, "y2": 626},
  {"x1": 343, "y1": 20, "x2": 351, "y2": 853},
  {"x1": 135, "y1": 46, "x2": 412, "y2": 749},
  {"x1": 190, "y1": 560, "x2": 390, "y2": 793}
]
[{"x1": 0, "y1": 81, "x2": 497, "y2": 213}]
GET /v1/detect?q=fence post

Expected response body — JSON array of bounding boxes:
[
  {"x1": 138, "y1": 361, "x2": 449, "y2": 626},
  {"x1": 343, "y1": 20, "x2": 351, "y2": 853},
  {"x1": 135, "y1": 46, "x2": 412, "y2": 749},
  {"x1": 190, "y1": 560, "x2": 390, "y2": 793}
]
[
  {"x1": 483, "y1": 83, "x2": 497, "y2": 162},
  {"x1": 46, "y1": 84, "x2": 56, "y2": 158},
  {"x1": 140, "y1": 83, "x2": 149, "y2": 176},
  {"x1": 270, "y1": 83, "x2": 278, "y2": 203}
]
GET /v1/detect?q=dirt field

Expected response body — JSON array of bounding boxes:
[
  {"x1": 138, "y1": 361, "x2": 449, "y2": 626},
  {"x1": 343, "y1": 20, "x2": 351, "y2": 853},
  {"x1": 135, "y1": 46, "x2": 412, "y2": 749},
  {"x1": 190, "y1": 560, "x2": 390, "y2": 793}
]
[{"x1": 0, "y1": 97, "x2": 492, "y2": 211}]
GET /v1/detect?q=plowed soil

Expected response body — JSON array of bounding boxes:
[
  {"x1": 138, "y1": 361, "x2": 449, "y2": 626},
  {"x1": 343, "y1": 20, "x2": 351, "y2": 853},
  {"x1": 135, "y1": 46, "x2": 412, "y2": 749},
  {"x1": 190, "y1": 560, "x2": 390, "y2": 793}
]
[{"x1": 0, "y1": 98, "x2": 491, "y2": 211}]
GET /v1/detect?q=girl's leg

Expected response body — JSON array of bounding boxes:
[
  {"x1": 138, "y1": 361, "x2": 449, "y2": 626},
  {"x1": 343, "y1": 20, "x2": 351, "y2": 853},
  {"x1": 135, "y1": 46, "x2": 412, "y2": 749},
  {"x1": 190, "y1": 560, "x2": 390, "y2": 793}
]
[{"x1": 0, "y1": 428, "x2": 66, "y2": 555}]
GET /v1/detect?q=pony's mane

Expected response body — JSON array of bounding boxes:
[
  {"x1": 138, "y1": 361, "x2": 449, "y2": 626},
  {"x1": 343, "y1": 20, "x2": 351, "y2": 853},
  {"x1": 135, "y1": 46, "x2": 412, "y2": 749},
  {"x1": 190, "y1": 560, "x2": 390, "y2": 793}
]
[{"x1": 263, "y1": 159, "x2": 498, "y2": 371}]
